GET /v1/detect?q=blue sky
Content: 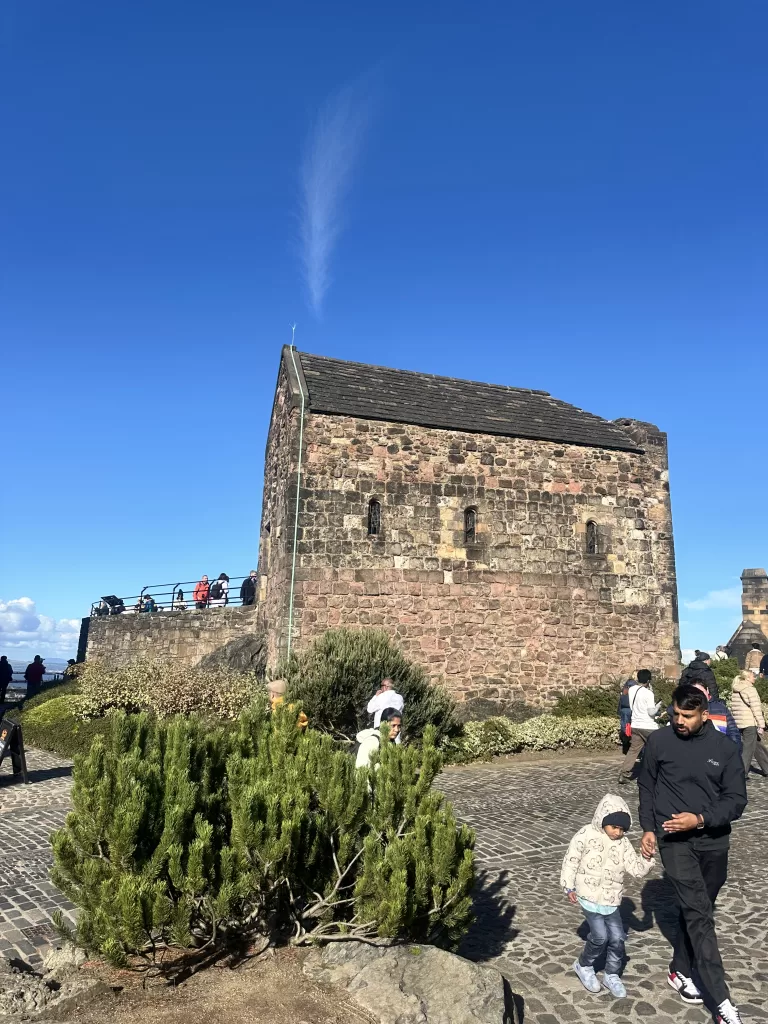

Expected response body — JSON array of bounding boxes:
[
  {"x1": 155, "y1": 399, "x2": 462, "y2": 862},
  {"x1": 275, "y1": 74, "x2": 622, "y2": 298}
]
[{"x1": 2, "y1": 0, "x2": 766, "y2": 661}]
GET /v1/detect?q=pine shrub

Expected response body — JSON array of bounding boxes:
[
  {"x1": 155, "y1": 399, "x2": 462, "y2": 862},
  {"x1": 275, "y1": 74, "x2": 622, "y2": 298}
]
[
  {"x1": 51, "y1": 706, "x2": 474, "y2": 972},
  {"x1": 278, "y1": 628, "x2": 458, "y2": 743}
]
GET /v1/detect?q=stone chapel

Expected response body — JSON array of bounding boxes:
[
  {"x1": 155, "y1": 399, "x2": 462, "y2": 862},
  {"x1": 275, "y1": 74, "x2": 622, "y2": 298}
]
[{"x1": 257, "y1": 347, "x2": 680, "y2": 708}]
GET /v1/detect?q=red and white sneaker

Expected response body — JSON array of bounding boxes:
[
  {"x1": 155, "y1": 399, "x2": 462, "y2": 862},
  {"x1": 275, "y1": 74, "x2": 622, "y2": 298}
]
[
  {"x1": 717, "y1": 999, "x2": 743, "y2": 1024},
  {"x1": 667, "y1": 972, "x2": 703, "y2": 1005}
]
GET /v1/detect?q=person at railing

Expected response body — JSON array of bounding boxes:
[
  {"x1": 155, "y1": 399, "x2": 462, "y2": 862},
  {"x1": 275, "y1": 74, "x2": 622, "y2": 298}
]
[
  {"x1": 24, "y1": 655, "x2": 46, "y2": 700},
  {"x1": 141, "y1": 595, "x2": 158, "y2": 613},
  {"x1": 132, "y1": 597, "x2": 144, "y2": 614},
  {"x1": 173, "y1": 589, "x2": 187, "y2": 611},
  {"x1": 0, "y1": 656, "x2": 13, "y2": 703},
  {"x1": 209, "y1": 573, "x2": 229, "y2": 607},
  {"x1": 193, "y1": 575, "x2": 210, "y2": 609},
  {"x1": 240, "y1": 570, "x2": 257, "y2": 606}
]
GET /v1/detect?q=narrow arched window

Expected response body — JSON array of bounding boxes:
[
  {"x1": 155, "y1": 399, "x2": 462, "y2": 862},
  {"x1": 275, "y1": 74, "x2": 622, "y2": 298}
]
[
  {"x1": 367, "y1": 498, "x2": 381, "y2": 537},
  {"x1": 586, "y1": 520, "x2": 598, "y2": 555},
  {"x1": 464, "y1": 507, "x2": 477, "y2": 544}
]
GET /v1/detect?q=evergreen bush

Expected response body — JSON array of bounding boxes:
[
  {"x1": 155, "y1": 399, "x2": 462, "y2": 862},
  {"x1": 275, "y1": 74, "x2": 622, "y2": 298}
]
[
  {"x1": 551, "y1": 684, "x2": 620, "y2": 719},
  {"x1": 51, "y1": 706, "x2": 474, "y2": 973},
  {"x1": 278, "y1": 628, "x2": 458, "y2": 743}
]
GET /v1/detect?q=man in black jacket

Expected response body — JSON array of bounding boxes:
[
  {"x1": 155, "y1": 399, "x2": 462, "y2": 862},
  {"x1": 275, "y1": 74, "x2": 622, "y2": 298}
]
[
  {"x1": 680, "y1": 652, "x2": 719, "y2": 699},
  {"x1": 638, "y1": 685, "x2": 747, "y2": 1024},
  {"x1": 239, "y1": 570, "x2": 257, "y2": 606}
]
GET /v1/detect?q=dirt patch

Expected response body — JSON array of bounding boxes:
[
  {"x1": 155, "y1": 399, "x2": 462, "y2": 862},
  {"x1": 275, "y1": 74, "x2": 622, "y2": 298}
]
[{"x1": 45, "y1": 948, "x2": 374, "y2": 1024}]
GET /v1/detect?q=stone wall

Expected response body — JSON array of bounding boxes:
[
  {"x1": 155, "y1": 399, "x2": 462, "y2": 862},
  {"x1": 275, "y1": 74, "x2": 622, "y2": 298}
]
[
  {"x1": 261, "y1": 407, "x2": 680, "y2": 707},
  {"x1": 85, "y1": 605, "x2": 262, "y2": 668}
]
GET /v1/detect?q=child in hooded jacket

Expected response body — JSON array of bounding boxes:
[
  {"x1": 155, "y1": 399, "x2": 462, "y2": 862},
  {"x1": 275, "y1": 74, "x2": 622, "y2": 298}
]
[{"x1": 560, "y1": 794, "x2": 655, "y2": 998}]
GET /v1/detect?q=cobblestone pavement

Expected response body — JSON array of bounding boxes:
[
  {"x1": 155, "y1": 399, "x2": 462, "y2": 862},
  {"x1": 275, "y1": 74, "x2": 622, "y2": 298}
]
[
  {"x1": 2, "y1": 746, "x2": 767, "y2": 1024},
  {"x1": 440, "y1": 752, "x2": 768, "y2": 1024},
  {"x1": 0, "y1": 749, "x2": 76, "y2": 966}
]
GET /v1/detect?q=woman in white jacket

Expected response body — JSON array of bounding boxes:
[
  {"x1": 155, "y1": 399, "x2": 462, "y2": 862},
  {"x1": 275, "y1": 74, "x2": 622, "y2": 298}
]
[{"x1": 618, "y1": 669, "x2": 661, "y2": 784}]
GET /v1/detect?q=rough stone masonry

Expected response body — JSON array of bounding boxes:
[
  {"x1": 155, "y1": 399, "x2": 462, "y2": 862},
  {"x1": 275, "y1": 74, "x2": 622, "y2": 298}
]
[{"x1": 258, "y1": 348, "x2": 680, "y2": 708}]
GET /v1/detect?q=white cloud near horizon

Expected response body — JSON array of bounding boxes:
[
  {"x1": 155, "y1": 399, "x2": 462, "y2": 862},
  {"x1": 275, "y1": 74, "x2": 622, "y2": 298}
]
[
  {"x1": 300, "y1": 82, "x2": 369, "y2": 317},
  {"x1": 0, "y1": 597, "x2": 80, "y2": 659},
  {"x1": 683, "y1": 587, "x2": 742, "y2": 612}
]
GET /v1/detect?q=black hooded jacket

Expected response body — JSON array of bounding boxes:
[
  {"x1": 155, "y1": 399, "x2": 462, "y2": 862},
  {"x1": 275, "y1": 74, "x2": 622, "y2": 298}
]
[
  {"x1": 638, "y1": 721, "x2": 746, "y2": 846},
  {"x1": 680, "y1": 659, "x2": 719, "y2": 700}
]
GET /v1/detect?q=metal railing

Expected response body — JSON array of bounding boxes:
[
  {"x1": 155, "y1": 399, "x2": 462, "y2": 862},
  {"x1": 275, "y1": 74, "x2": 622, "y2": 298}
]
[{"x1": 89, "y1": 574, "x2": 257, "y2": 617}]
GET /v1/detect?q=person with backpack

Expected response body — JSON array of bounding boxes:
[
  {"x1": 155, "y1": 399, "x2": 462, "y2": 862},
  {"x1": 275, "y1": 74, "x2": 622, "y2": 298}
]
[
  {"x1": 208, "y1": 573, "x2": 229, "y2": 607},
  {"x1": 355, "y1": 707, "x2": 402, "y2": 769},
  {"x1": 680, "y1": 653, "x2": 719, "y2": 699},
  {"x1": 618, "y1": 669, "x2": 660, "y2": 784}
]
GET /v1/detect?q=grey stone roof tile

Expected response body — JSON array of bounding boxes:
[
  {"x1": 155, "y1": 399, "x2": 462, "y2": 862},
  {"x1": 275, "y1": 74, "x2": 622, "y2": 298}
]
[{"x1": 294, "y1": 351, "x2": 642, "y2": 453}]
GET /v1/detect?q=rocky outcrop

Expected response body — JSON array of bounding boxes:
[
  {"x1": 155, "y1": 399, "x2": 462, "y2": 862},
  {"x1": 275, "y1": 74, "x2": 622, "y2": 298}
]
[
  {"x1": 303, "y1": 941, "x2": 514, "y2": 1024},
  {"x1": 0, "y1": 944, "x2": 106, "y2": 1018},
  {"x1": 197, "y1": 632, "x2": 267, "y2": 675}
]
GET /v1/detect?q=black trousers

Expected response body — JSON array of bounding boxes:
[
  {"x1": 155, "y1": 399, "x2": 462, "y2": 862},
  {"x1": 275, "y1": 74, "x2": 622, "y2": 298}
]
[{"x1": 659, "y1": 837, "x2": 729, "y2": 1006}]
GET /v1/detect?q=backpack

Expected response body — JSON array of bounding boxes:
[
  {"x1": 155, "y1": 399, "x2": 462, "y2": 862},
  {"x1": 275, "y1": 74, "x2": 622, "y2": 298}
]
[{"x1": 210, "y1": 581, "x2": 223, "y2": 600}]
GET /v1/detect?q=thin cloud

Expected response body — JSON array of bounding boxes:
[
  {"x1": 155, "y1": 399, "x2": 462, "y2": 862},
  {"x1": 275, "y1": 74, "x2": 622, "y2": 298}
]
[
  {"x1": 299, "y1": 82, "x2": 369, "y2": 317},
  {"x1": 683, "y1": 587, "x2": 742, "y2": 612}
]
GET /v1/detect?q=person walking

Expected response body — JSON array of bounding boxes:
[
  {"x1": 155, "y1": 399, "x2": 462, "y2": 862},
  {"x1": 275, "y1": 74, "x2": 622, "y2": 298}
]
[
  {"x1": 193, "y1": 575, "x2": 210, "y2": 609},
  {"x1": 366, "y1": 678, "x2": 405, "y2": 727},
  {"x1": 561, "y1": 793, "x2": 655, "y2": 999},
  {"x1": 618, "y1": 669, "x2": 659, "y2": 784},
  {"x1": 208, "y1": 573, "x2": 229, "y2": 607},
  {"x1": 744, "y1": 643, "x2": 763, "y2": 676},
  {"x1": 638, "y1": 684, "x2": 747, "y2": 1023},
  {"x1": 172, "y1": 589, "x2": 187, "y2": 611},
  {"x1": 240, "y1": 570, "x2": 258, "y2": 606},
  {"x1": 24, "y1": 655, "x2": 46, "y2": 700},
  {"x1": 667, "y1": 681, "x2": 741, "y2": 751},
  {"x1": 0, "y1": 656, "x2": 13, "y2": 704},
  {"x1": 681, "y1": 652, "x2": 719, "y2": 699},
  {"x1": 617, "y1": 676, "x2": 639, "y2": 755},
  {"x1": 731, "y1": 670, "x2": 768, "y2": 780}
]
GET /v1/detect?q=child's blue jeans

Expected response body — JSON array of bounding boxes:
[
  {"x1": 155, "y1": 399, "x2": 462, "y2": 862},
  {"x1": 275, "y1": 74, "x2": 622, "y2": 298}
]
[{"x1": 579, "y1": 907, "x2": 625, "y2": 975}]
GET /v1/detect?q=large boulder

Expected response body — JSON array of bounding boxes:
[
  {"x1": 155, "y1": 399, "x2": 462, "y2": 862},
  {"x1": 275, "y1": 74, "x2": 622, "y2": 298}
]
[
  {"x1": 303, "y1": 941, "x2": 514, "y2": 1024},
  {"x1": 197, "y1": 633, "x2": 267, "y2": 675}
]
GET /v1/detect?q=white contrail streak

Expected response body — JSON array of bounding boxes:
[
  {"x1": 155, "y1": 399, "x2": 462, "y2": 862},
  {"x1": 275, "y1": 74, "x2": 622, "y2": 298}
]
[{"x1": 300, "y1": 84, "x2": 368, "y2": 317}]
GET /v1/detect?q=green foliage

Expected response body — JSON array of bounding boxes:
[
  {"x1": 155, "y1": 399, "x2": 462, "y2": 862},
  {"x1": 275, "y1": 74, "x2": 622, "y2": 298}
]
[
  {"x1": 711, "y1": 658, "x2": 740, "y2": 700},
  {"x1": 8, "y1": 688, "x2": 112, "y2": 759},
  {"x1": 444, "y1": 714, "x2": 618, "y2": 763},
  {"x1": 278, "y1": 628, "x2": 458, "y2": 743},
  {"x1": 756, "y1": 678, "x2": 768, "y2": 704},
  {"x1": 51, "y1": 707, "x2": 474, "y2": 971},
  {"x1": 76, "y1": 659, "x2": 264, "y2": 721},
  {"x1": 551, "y1": 685, "x2": 619, "y2": 719}
]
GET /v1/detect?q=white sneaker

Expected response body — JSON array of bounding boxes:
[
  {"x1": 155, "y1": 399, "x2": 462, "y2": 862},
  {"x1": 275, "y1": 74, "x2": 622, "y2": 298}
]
[
  {"x1": 717, "y1": 999, "x2": 743, "y2": 1024},
  {"x1": 573, "y1": 960, "x2": 601, "y2": 994},
  {"x1": 602, "y1": 973, "x2": 626, "y2": 998},
  {"x1": 667, "y1": 971, "x2": 703, "y2": 1005}
]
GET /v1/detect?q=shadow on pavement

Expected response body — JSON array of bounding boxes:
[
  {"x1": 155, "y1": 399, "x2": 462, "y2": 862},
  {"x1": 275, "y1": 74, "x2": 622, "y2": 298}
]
[
  {"x1": 459, "y1": 869, "x2": 519, "y2": 961},
  {"x1": 0, "y1": 765, "x2": 73, "y2": 788}
]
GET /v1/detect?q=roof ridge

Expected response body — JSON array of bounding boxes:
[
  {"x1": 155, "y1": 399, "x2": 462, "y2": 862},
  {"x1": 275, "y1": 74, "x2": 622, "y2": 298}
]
[{"x1": 297, "y1": 349, "x2": 551, "y2": 397}]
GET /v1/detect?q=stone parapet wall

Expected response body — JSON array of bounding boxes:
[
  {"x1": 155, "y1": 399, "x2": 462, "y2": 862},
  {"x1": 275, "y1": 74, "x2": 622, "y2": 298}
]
[{"x1": 85, "y1": 605, "x2": 262, "y2": 668}]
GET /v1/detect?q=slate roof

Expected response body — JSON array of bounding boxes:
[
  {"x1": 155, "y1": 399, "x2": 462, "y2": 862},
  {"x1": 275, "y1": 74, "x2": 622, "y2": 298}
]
[{"x1": 293, "y1": 350, "x2": 642, "y2": 453}]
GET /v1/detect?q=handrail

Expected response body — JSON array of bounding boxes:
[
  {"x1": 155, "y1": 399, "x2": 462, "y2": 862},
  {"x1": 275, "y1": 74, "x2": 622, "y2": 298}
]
[{"x1": 89, "y1": 574, "x2": 257, "y2": 616}]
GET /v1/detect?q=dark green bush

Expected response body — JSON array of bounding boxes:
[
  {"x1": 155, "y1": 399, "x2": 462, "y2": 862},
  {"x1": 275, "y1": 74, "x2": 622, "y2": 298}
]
[
  {"x1": 279, "y1": 628, "x2": 459, "y2": 743},
  {"x1": 756, "y1": 677, "x2": 768, "y2": 704},
  {"x1": 51, "y1": 707, "x2": 474, "y2": 972},
  {"x1": 551, "y1": 685, "x2": 619, "y2": 719},
  {"x1": 711, "y1": 658, "x2": 740, "y2": 700}
]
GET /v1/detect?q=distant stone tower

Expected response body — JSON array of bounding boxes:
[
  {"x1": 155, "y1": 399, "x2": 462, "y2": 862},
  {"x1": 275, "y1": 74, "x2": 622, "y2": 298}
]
[{"x1": 726, "y1": 568, "x2": 768, "y2": 667}]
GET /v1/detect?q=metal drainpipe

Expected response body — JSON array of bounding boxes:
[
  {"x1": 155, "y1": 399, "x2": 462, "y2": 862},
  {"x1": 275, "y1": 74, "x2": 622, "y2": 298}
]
[{"x1": 286, "y1": 345, "x2": 306, "y2": 659}]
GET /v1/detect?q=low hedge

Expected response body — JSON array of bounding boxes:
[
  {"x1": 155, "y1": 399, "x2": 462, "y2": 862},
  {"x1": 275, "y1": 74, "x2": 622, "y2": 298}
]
[
  {"x1": 444, "y1": 713, "x2": 618, "y2": 763},
  {"x1": 8, "y1": 686, "x2": 113, "y2": 760}
]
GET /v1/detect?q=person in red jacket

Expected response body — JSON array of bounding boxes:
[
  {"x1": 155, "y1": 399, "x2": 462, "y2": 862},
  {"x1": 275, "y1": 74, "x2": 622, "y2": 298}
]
[
  {"x1": 24, "y1": 655, "x2": 46, "y2": 700},
  {"x1": 193, "y1": 575, "x2": 210, "y2": 609}
]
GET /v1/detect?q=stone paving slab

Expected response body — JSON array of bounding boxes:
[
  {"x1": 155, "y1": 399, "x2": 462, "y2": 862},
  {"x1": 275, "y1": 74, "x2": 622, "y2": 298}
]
[
  {"x1": 441, "y1": 754, "x2": 768, "y2": 1023},
  {"x1": 0, "y1": 749, "x2": 76, "y2": 966}
]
